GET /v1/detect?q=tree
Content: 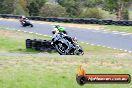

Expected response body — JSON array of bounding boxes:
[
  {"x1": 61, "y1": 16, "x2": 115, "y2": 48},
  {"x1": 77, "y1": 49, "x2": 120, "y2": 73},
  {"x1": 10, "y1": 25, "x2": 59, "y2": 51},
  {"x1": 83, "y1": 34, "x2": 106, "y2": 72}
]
[
  {"x1": 80, "y1": 8, "x2": 103, "y2": 19},
  {"x1": 0, "y1": 0, "x2": 15, "y2": 14},
  {"x1": 82, "y1": 0, "x2": 103, "y2": 8},
  {"x1": 27, "y1": 0, "x2": 47, "y2": 16},
  {"x1": 0, "y1": 0, "x2": 29, "y2": 15},
  {"x1": 39, "y1": 3, "x2": 67, "y2": 17},
  {"x1": 19, "y1": 0, "x2": 28, "y2": 12},
  {"x1": 56, "y1": 0, "x2": 82, "y2": 17},
  {"x1": 103, "y1": 0, "x2": 132, "y2": 20},
  {"x1": 13, "y1": 0, "x2": 29, "y2": 15}
]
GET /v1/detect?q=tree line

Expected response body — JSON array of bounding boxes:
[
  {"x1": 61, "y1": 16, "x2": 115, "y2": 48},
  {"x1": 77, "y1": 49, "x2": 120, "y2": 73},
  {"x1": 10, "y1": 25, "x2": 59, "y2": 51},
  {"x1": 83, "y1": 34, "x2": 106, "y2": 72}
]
[{"x1": 0, "y1": 0, "x2": 131, "y2": 20}]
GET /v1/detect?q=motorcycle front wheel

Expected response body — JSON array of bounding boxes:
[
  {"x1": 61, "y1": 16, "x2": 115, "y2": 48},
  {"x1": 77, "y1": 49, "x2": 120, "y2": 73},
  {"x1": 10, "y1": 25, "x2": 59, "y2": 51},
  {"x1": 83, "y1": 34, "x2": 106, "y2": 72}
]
[
  {"x1": 55, "y1": 42, "x2": 68, "y2": 55},
  {"x1": 30, "y1": 24, "x2": 33, "y2": 27}
]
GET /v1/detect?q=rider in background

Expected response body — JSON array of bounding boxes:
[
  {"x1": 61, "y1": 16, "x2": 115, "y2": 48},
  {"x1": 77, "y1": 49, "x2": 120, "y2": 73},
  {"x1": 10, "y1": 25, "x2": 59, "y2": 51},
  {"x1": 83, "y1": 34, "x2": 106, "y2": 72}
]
[
  {"x1": 19, "y1": 16, "x2": 26, "y2": 22},
  {"x1": 19, "y1": 16, "x2": 28, "y2": 24}
]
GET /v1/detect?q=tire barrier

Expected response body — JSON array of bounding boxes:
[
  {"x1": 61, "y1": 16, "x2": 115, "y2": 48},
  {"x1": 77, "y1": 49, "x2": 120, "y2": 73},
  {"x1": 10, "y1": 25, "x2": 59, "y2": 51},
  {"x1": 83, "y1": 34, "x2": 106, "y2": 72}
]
[
  {"x1": 0, "y1": 14, "x2": 132, "y2": 26},
  {"x1": 26, "y1": 39, "x2": 56, "y2": 52}
]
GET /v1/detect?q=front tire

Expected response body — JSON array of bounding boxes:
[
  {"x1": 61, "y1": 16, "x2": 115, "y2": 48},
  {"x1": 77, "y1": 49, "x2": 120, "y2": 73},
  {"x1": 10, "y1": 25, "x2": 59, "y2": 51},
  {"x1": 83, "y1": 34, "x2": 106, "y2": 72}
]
[
  {"x1": 30, "y1": 24, "x2": 33, "y2": 27},
  {"x1": 55, "y1": 42, "x2": 67, "y2": 55}
]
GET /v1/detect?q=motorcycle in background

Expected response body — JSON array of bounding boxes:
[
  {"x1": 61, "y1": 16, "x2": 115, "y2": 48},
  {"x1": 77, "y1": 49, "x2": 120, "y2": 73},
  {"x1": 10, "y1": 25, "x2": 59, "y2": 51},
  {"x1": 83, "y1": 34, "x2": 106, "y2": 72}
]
[{"x1": 19, "y1": 18, "x2": 33, "y2": 27}]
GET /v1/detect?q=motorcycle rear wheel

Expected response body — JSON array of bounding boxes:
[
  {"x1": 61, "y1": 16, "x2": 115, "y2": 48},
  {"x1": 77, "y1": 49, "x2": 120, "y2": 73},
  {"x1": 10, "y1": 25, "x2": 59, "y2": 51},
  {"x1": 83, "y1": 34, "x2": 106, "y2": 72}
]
[{"x1": 74, "y1": 45, "x2": 84, "y2": 55}]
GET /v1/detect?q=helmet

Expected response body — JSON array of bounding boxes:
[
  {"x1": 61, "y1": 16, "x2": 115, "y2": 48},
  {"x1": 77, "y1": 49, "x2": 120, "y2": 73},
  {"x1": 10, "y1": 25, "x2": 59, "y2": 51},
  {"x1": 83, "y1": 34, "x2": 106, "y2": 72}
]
[
  {"x1": 58, "y1": 27, "x2": 65, "y2": 32},
  {"x1": 21, "y1": 16, "x2": 26, "y2": 19}
]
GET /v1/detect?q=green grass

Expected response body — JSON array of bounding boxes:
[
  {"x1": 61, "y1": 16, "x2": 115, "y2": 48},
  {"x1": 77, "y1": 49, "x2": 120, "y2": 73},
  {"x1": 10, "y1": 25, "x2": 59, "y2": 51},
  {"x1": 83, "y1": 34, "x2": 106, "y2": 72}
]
[
  {"x1": 129, "y1": 11, "x2": 132, "y2": 20},
  {"x1": 0, "y1": 28, "x2": 50, "y2": 53},
  {"x1": 104, "y1": 25, "x2": 132, "y2": 33},
  {"x1": 0, "y1": 28, "x2": 122, "y2": 54},
  {"x1": 0, "y1": 56, "x2": 131, "y2": 88}
]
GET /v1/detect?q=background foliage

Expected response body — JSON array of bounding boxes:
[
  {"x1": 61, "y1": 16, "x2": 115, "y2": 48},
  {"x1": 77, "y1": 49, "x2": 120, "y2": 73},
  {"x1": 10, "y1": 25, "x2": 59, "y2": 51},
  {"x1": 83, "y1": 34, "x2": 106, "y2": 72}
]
[{"x1": 0, "y1": 0, "x2": 131, "y2": 20}]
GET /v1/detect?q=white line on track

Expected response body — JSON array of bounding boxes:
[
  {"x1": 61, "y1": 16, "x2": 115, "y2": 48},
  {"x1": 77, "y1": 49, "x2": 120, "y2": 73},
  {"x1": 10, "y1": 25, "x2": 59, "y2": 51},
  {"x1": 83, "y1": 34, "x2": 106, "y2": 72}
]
[
  {"x1": 122, "y1": 33, "x2": 131, "y2": 36},
  {"x1": 102, "y1": 45, "x2": 106, "y2": 47},
  {"x1": 119, "y1": 33, "x2": 129, "y2": 35},
  {"x1": 93, "y1": 29, "x2": 132, "y2": 36},
  {"x1": 103, "y1": 30, "x2": 107, "y2": 31},
  {"x1": 43, "y1": 35, "x2": 48, "y2": 36},
  {"x1": 39, "y1": 23, "x2": 44, "y2": 24},
  {"x1": 86, "y1": 28, "x2": 132, "y2": 37},
  {"x1": 90, "y1": 44, "x2": 94, "y2": 46},
  {"x1": 124, "y1": 50, "x2": 128, "y2": 52},
  {"x1": 29, "y1": 32, "x2": 33, "y2": 33},
  {"x1": 119, "y1": 32, "x2": 126, "y2": 34},
  {"x1": 35, "y1": 33, "x2": 38, "y2": 35},
  {"x1": 38, "y1": 34, "x2": 42, "y2": 35},
  {"x1": 95, "y1": 29, "x2": 99, "y2": 30},
  {"x1": 107, "y1": 47, "x2": 111, "y2": 48},
  {"x1": 81, "y1": 42, "x2": 84, "y2": 44},
  {"x1": 97, "y1": 44, "x2": 101, "y2": 46},
  {"x1": 119, "y1": 49, "x2": 123, "y2": 51},
  {"x1": 103, "y1": 31, "x2": 109, "y2": 34},
  {"x1": 113, "y1": 32, "x2": 120, "y2": 34},
  {"x1": 23, "y1": 31, "x2": 27, "y2": 33},
  {"x1": 113, "y1": 48, "x2": 117, "y2": 49},
  {"x1": 112, "y1": 31, "x2": 118, "y2": 33}
]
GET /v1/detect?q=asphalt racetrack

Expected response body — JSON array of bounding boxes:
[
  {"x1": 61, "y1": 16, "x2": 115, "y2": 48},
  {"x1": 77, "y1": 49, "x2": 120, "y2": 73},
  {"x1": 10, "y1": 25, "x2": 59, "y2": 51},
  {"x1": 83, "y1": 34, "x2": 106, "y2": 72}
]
[{"x1": 0, "y1": 19, "x2": 132, "y2": 51}]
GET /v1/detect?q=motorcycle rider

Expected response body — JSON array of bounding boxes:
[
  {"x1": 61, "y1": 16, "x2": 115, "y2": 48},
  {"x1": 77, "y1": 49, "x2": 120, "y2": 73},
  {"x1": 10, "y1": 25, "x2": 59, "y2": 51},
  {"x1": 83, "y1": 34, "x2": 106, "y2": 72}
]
[
  {"x1": 52, "y1": 25, "x2": 84, "y2": 55},
  {"x1": 19, "y1": 16, "x2": 29, "y2": 25},
  {"x1": 19, "y1": 16, "x2": 25, "y2": 22},
  {"x1": 52, "y1": 25, "x2": 75, "y2": 45}
]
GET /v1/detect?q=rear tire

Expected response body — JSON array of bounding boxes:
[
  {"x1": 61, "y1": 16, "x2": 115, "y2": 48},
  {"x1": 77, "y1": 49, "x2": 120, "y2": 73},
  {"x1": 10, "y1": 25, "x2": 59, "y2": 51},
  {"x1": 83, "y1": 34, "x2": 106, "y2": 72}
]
[{"x1": 74, "y1": 45, "x2": 84, "y2": 55}]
